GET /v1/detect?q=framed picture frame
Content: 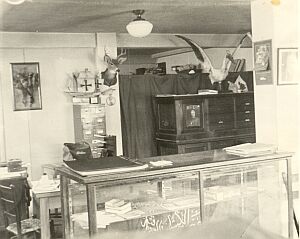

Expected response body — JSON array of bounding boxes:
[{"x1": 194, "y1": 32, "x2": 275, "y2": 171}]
[
  {"x1": 185, "y1": 104, "x2": 201, "y2": 128},
  {"x1": 253, "y1": 39, "x2": 273, "y2": 85},
  {"x1": 277, "y1": 48, "x2": 298, "y2": 85},
  {"x1": 11, "y1": 62, "x2": 42, "y2": 111}
]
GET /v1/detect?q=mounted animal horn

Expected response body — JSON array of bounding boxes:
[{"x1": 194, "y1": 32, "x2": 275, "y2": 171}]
[{"x1": 101, "y1": 49, "x2": 127, "y2": 87}]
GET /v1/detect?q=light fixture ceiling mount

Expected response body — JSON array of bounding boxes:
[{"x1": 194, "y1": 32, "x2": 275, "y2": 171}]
[{"x1": 126, "y1": 9, "x2": 153, "y2": 38}]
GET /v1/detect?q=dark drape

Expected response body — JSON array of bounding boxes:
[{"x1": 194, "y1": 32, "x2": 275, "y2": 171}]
[
  {"x1": 119, "y1": 73, "x2": 207, "y2": 159},
  {"x1": 119, "y1": 72, "x2": 253, "y2": 159}
]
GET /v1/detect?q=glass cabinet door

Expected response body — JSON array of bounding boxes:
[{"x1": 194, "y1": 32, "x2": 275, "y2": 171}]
[
  {"x1": 202, "y1": 160, "x2": 289, "y2": 238},
  {"x1": 69, "y1": 172, "x2": 201, "y2": 238}
]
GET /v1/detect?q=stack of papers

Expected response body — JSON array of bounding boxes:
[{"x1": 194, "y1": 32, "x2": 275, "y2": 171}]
[
  {"x1": 105, "y1": 199, "x2": 132, "y2": 214},
  {"x1": 149, "y1": 160, "x2": 173, "y2": 167},
  {"x1": 223, "y1": 143, "x2": 277, "y2": 157}
]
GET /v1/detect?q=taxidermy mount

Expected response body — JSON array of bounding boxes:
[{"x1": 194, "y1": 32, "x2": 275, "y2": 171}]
[
  {"x1": 101, "y1": 48, "x2": 127, "y2": 87},
  {"x1": 175, "y1": 33, "x2": 252, "y2": 86}
]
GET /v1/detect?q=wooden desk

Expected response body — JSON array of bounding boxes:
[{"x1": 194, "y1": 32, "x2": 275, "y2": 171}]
[
  {"x1": 56, "y1": 150, "x2": 294, "y2": 239},
  {"x1": 32, "y1": 187, "x2": 60, "y2": 239}
]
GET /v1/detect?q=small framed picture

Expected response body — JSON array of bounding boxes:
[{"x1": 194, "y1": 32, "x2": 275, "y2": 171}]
[
  {"x1": 277, "y1": 48, "x2": 298, "y2": 85},
  {"x1": 11, "y1": 62, "x2": 42, "y2": 111},
  {"x1": 253, "y1": 40, "x2": 273, "y2": 85},
  {"x1": 185, "y1": 105, "x2": 201, "y2": 127}
]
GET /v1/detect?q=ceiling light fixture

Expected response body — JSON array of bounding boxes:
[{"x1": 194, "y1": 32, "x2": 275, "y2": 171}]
[
  {"x1": 126, "y1": 10, "x2": 153, "y2": 38},
  {"x1": 5, "y1": 0, "x2": 26, "y2": 5},
  {"x1": 271, "y1": 0, "x2": 280, "y2": 5}
]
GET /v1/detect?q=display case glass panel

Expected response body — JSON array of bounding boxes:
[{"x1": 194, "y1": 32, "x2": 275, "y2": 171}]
[
  {"x1": 202, "y1": 160, "x2": 289, "y2": 238},
  {"x1": 63, "y1": 157, "x2": 291, "y2": 239}
]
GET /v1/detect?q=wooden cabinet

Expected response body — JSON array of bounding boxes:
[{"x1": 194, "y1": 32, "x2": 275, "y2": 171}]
[
  {"x1": 155, "y1": 92, "x2": 256, "y2": 155},
  {"x1": 73, "y1": 104, "x2": 116, "y2": 157}
]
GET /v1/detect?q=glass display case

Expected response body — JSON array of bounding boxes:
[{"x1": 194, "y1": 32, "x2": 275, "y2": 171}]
[{"x1": 56, "y1": 150, "x2": 294, "y2": 239}]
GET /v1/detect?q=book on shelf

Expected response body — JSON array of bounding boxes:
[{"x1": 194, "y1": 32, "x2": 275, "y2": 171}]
[
  {"x1": 105, "y1": 202, "x2": 132, "y2": 214},
  {"x1": 105, "y1": 199, "x2": 132, "y2": 214},
  {"x1": 63, "y1": 156, "x2": 148, "y2": 176},
  {"x1": 105, "y1": 199, "x2": 125, "y2": 208},
  {"x1": 223, "y1": 143, "x2": 277, "y2": 157}
]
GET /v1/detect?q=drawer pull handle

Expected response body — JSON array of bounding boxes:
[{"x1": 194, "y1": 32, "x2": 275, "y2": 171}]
[
  {"x1": 245, "y1": 119, "x2": 250, "y2": 122},
  {"x1": 218, "y1": 120, "x2": 224, "y2": 124},
  {"x1": 245, "y1": 111, "x2": 250, "y2": 114},
  {"x1": 245, "y1": 102, "x2": 251, "y2": 106}
]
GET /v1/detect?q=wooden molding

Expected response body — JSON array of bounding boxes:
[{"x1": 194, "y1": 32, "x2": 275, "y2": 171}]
[{"x1": 117, "y1": 33, "x2": 253, "y2": 49}]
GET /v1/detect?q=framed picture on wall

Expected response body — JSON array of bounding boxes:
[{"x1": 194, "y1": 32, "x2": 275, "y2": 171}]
[
  {"x1": 253, "y1": 39, "x2": 273, "y2": 85},
  {"x1": 11, "y1": 62, "x2": 42, "y2": 111},
  {"x1": 277, "y1": 48, "x2": 298, "y2": 85}
]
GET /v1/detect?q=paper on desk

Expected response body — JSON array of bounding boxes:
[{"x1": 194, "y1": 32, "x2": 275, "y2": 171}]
[{"x1": 32, "y1": 180, "x2": 60, "y2": 193}]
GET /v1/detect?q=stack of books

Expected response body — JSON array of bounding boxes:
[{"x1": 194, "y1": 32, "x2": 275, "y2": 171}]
[
  {"x1": 224, "y1": 143, "x2": 277, "y2": 157},
  {"x1": 105, "y1": 199, "x2": 132, "y2": 214},
  {"x1": 228, "y1": 59, "x2": 246, "y2": 72}
]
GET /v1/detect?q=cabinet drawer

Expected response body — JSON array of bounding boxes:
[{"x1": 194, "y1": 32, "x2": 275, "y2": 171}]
[
  {"x1": 235, "y1": 96, "x2": 254, "y2": 111},
  {"x1": 236, "y1": 110, "x2": 254, "y2": 119},
  {"x1": 94, "y1": 116, "x2": 105, "y2": 124},
  {"x1": 208, "y1": 97, "x2": 234, "y2": 114},
  {"x1": 209, "y1": 113, "x2": 234, "y2": 130},
  {"x1": 236, "y1": 118, "x2": 255, "y2": 128},
  {"x1": 94, "y1": 128, "x2": 106, "y2": 135}
]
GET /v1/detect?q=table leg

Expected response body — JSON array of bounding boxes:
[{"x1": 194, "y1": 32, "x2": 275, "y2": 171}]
[
  {"x1": 40, "y1": 198, "x2": 51, "y2": 239},
  {"x1": 86, "y1": 184, "x2": 97, "y2": 237},
  {"x1": 33, "y1": 195, "x2": 51, "y2": 239},
  {"x1": 286, "y1": 158, "x2": 294, "y2": 238},
  {"x1": 61, "y1": 176, "x2": 71, "y2": 239},
  {"x1": 198, "y1": 171, "x2": 205, "y2": 223}
]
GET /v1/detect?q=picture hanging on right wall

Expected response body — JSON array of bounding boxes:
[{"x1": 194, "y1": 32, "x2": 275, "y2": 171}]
[
  {"x1": 277, "y1": 48, "x2": 298, "y2": 85},
  {"x1": 253, "y1": 39, "x2": 273, "y2": 85}
]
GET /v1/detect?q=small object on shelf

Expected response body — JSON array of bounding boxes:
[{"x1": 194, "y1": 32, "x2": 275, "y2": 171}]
[
  {"x1": 78, "y1": 68, "x2": 95, "y2": 93},
  {"x1": 171, "y1": 64, "x2": 198, "y2": 74},
  {"x1": 234, "y1": 75, "x2": 248, "y2": 92},
  {"x1": 7, "y1": 158, "x2": 23, "y2": 172}
]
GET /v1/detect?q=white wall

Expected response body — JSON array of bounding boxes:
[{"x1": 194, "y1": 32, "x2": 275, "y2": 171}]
[
  {"x1": 251, "y1": 0, "x2": 299, "y2": 237},
  {"x1": 0, "y1": 33, "x2": 97, "y2": 180},
  {"x1": 156, "y1": 48, "x2": 253, "y2": 74}
]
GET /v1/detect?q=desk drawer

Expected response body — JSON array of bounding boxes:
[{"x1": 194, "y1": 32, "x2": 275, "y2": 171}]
[
  {"x1": 235, "y1": 96, "x2": 254, "y2": 111},
  {"x1": 209, "y1": 113, "x2": 234, "y2": 130}
]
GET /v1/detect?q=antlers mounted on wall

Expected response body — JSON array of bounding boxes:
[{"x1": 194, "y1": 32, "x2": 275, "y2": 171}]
[{"x1": 101, "y1": 48, "x2": 127, "y2": 87}]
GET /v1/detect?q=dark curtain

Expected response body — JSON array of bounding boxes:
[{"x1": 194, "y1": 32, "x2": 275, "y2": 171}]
[
  {"x1": 119, "y1": 73, "x2": 207, "y2": 159},
  {"x1": 119, "y1": 72, "x2": 253, "y2": 159}
]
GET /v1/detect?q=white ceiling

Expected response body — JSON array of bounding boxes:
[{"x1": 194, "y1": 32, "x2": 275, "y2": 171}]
[{"x1": 0, "y1": 0, "x2": 252, "y2": 34}]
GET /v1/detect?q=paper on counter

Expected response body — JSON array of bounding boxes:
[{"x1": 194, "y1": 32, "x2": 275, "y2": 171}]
[{"x1": 149, "y1": 160, "x2": 173, "y2": 167}]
